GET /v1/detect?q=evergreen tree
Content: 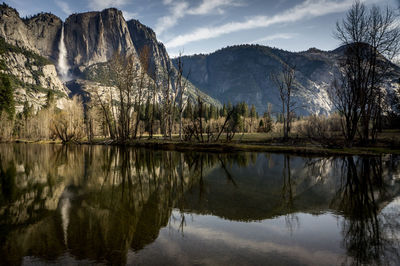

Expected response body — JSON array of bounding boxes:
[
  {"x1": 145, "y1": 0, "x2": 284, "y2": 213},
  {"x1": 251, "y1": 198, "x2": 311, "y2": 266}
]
[
  {"x1": 242, "y1": 102, "x2": 249, "y2": 117},
  {"x1": 203, "y1": 105, "x2": 210, "y2": 121},
  {"x1": 250, "y1": 104, "x2": 256, "y2": 118},
  {"x1": 259, "y1": 119, "x2": 264, "y2": 128},
  {"x1": 232, "y1": 106, "x2": 244, "y2": 132},
  {"x1": 221, "y1": 103, "x2": 227, "y2": 117},
  {"x1": 0, "y1": 74, "x2": 14, "y2": 120},
  {"x1": 210, "y1": 105, "x2": 217, "y2": 120},
  {"x1": 184, "y1": 101, "x2": 193, "y2": 119},
  {"x1": 227, "y1": 101, "x2": 233, "y2": 112},
  {"x1": 22, "y1": 100, "x2": 33, "y2": 121},
  {"x1": 44, "y1": 90, "x2": 55, "y2": 109}
]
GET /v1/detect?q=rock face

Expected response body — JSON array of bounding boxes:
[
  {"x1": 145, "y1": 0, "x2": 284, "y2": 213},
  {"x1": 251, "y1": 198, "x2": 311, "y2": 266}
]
[
  {"x1": 0, "y1": 5, "x2": 39, "y2": 52},
  {"x1": 64, "y1": 9, "x2": 137, "y2": 71},
  {"x1": 25, "y1": 13, "x2": 62, "y2": 61},
  {"x1": 0, "y1": 4, "x2": 221, "y2": 109},
  {"x1": 0, "y1": 4, "x2": 67, "y2": 111},
  {"x1": 127, "y1": 19, "x2": 170, "y2": 75},
  {"x1": 174, "y1": 45, "x2": 400, "y2": 115},
  {"x1": 0, "y1": 5, "x2": 62, "y2": 60},
  {"x1": 0, "y1": 49, "x2": 69, "y2": 112}
]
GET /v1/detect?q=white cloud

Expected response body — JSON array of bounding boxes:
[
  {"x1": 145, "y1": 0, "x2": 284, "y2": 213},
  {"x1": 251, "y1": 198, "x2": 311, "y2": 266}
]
[
  {"x1": 87, "y1": 0, "x2": 128, "y2": 10},
  {"x1": 55, "y1": 0, "x2": 72, "y2": 15},
  {"x1": 251, "y1": 33, "x2": 297, "y2": 44},
  {"x1": 155, "y1": 0, "x2": 242, "y2": 35},
  {"x1": 187, "y1": 0, "x2": 242, "y2": 15},
  {"x1": 122, "y1": 10, "x2": 138, "y2": 20},
  {"x1": 155, "y1": 1, "x2": 189, "y2": 35},
  {"x1": 165, "y1": 0, "x2": 356, "y2": 49}
]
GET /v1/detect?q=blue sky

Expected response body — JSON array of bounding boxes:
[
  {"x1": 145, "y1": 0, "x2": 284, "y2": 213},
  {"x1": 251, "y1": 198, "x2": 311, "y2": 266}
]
[{"x1": 4, "y1": 0, "x2": 399, "y2": 57}]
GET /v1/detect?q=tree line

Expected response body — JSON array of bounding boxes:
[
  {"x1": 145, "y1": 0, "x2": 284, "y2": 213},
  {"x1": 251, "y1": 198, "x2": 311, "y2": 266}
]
[
  {"x1": 1, "y1": 1, "x2": 400, "y2": 146},
  {"x1": 0, "y1": 63, "x2": 274, "y2": 143}
]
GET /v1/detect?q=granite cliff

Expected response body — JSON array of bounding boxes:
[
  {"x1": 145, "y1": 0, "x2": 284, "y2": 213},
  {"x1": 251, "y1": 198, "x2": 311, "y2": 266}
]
[
  {"x1": 174, "y1": 45, "x2": 400, "y2": 115},
  {"x1": 0, "y1": 4, "x2": 220, "y2": 111}
]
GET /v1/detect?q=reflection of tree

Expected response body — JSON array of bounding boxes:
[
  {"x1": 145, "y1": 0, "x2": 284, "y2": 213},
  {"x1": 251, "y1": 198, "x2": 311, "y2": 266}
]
[
  {"x1": 218, "y1": 155, "x2": 237, "y2": 188},
  {"x1": 281, "y1": 155, "x2": 299, "y2": 234},
  {"x1": 335, "y1": 156, "x2": 400, "y2": 265},
  {"x1": 2, "y1": 145, "x2": 400, "y2": 265},
  {"x1": 0, "y1": 145, "x2": 218, "y2": 265}
]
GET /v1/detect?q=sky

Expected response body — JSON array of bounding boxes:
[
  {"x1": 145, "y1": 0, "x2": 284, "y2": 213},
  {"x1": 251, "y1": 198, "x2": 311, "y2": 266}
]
[{"x1": 4, "y1": 0, "x2": 399, "y2": 57}]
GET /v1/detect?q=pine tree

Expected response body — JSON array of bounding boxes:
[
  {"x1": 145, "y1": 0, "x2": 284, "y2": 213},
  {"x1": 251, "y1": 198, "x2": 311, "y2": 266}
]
[
  {"x1": 250, "y1": 104, "x2": 256, "y2": 118},
  {"x1": 242, "y1": 102, "x2": 249, "y2": 117},
  {"x1": 227, "y1": 102, "x2": 233, "y2": 112},
  {"x1": 0, "y1": 74, "x2": 14, "y2": 120},
  {"x1": 44, "y1": 90, "x2": 55, "y2": 109},
  {"x1": 221, "y1": 103, "x2": 227, "y2": 117}
]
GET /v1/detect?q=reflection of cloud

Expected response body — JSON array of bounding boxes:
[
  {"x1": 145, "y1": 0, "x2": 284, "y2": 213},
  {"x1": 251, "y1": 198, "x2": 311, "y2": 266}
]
[
  {"x1": 181, "y1": 226, "x2": 337, "y2": 264},
  {"x1": 149, "y1": 211, "x2": 341, "y2": 265},
  {"x1": 165, "y1": 0, "x2": 355, "y2": 48}
]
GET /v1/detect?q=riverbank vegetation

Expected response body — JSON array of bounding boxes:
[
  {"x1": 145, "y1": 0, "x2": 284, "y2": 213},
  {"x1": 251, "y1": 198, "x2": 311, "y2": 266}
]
[{"x1": 0, "y1": 2, "x2": 400, "y2": 155}]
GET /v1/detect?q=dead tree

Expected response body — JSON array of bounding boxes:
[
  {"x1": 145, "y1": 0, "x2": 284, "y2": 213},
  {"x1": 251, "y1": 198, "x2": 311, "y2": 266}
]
[
  {"x1": 271, "y1": 63, "x2": 296, "y2": 139},
  {"x1": 133, "y1": 46, "x2": 151, "y2": 139},
  {"x1": 332, "y1": 1, "x2": 400, "y2": 145},
  {"x1": 175, "y1": 53, "x2": 190, "y2": 141}
]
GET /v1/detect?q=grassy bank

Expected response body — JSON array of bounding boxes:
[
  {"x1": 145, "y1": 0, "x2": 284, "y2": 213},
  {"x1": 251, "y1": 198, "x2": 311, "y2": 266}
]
[
  {"x1": 116, "y1": 140, "x2": 400, "y2": 156},
  {"x1": 4, "y1": 132, "x2": 400, "y2": 156}
]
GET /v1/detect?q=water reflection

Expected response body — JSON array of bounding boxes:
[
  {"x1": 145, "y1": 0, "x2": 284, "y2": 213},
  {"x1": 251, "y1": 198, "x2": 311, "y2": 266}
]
[
  {"x1": 335, "y1": 156, "x2": 400, "y2": 265},
  {"x1": 0, "y1": 144, "x2": 399, "y2": 265}
]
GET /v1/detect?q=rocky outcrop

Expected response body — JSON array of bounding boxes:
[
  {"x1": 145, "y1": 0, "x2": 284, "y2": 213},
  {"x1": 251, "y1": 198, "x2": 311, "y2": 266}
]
[
  {"x1": 64, "y1": 8, "x2": 137, "y2": 72},
  {"x1": 0, "y1": 4, "x2": 38, "y2": 52},
  {"x1": 0, "y1": 44, "x2": 69, "y2": 112},
  {"x1": 174, "y1": 45, "x2": 400, "y2": 115},
  {"x1": 0, "y1": 5, "x2": 62, "y2": 60},
  {"x1": 127, "y1": 19, "x2": 170, "y2": 76},
  {"x1": 25, "y1": 13, "x2": 62, "y2": 61},
  {"x1": 0, "y1": 4, "x2": 221, "y2": 109}
]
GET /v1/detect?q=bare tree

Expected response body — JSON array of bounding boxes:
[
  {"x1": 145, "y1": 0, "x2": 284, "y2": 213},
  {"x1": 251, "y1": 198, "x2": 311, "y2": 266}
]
[
  {"x1": 328, "y1": 75, "x2": 361, "y2": 147},
  {"x1": 175, "y1": 53, "x2": 190, "y2": 140},
  {"x1": 107, "y1": 52, "x2": 137, "y2": 141},
  {"x1": 107, "y1": 49, "x2": 153, "y2": 141},
  {"x1": 51, "y1": 96, "x2": 85, "y2": 143},
  {"x1": 331, "y1": 1, "x2": 400, "y2": 146},
  {"x1": 271, "y1": 63, "x2": 297, "y2": 139},
  {"x1": 161, "y1": 63, "x2": 174, "y2": 139},
  {"x1": 133, "y1": 46, "x2": 151, "y2": 139}
]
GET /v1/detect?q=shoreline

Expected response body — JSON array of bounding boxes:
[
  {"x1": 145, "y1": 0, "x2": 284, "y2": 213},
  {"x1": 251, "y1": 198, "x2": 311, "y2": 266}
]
[{"x1": 3, "y1": 138, "x2": 400, "y2": 156}]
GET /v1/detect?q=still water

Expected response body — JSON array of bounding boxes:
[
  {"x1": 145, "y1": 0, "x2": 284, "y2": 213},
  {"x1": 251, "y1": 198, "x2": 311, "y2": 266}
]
[{"x1": 1, "y1": 143, "x2": 400, "y2": 265}]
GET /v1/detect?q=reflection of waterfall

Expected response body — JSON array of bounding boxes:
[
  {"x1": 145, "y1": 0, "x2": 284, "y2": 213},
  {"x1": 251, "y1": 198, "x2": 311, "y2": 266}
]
[
  {"x1": 59, "y1": 189, "x2": 72, "y2": 246},
  {"x1": 57, "y1": 24, "x2": 70, "y2": 81}
]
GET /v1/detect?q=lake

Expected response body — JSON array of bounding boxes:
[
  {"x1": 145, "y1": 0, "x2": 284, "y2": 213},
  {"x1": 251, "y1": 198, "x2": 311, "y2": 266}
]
[{"x1": 1, "y1": 143, "x2": 400, "y2": 265}]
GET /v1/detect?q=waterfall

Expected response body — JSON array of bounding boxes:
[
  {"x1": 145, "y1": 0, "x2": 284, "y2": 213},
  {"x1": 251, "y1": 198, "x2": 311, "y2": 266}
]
[{"x1": 58, "y1": 24, "x2": 70, "y2": 81}]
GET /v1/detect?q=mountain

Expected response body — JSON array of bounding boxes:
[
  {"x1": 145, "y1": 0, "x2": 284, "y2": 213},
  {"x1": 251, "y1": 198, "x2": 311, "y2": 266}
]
[
  {"x1": 0, "y1": 5, "x2": 68, "y2": 111},
  {"x1": 173, "y1": 44, "x2": 400, "y2": 115},
  {"x1": 0, "y1": 4, "x2": 220, "y2": 112}
]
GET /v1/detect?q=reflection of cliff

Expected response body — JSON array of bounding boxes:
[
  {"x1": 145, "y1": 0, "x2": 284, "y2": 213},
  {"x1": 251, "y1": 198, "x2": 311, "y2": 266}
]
[
  {"x1": 1, "y1": 144, "x2": 400, "y2": 265},
  {"x1": 180, "y1": 154, "x2": 400, "y2": 265},
  {"x1": 0, "y1": 144, "x2": 213, "y2": 265}
]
